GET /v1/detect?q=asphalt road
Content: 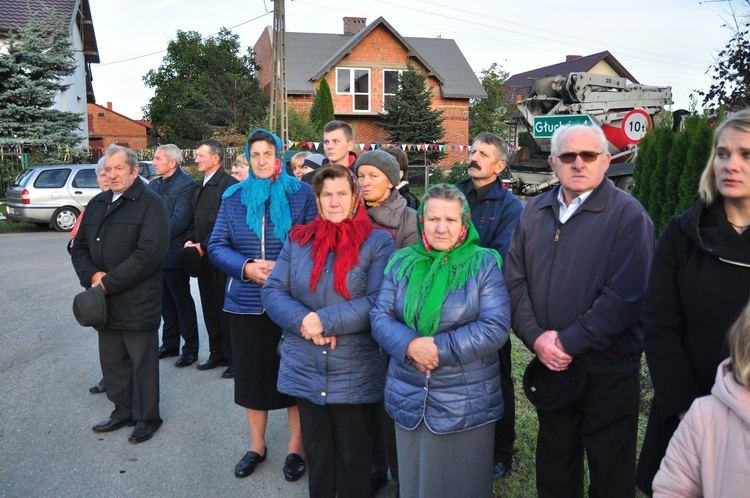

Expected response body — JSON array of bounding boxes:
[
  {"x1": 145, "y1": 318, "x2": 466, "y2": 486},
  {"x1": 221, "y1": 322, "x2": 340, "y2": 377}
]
[{"x1": 0, "y1": 231, "x2": 397, "y2": 497}]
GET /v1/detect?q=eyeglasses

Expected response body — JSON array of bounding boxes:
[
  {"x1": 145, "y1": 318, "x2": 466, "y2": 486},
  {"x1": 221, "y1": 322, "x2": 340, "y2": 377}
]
[{"x1": 555, "y1": 151, "x2": 604, "y2": 164}]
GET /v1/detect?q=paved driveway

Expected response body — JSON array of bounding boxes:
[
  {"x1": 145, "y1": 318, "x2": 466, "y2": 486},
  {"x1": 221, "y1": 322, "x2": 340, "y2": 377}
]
[{"x1": 0, "y1": 231, "x2": 396, "y2": 497}]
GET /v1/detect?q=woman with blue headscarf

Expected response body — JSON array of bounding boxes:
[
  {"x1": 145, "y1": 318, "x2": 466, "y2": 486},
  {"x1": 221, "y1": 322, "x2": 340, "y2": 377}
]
[{"x1": 209, "y1": 129, "x2": 317, "y2": 482}]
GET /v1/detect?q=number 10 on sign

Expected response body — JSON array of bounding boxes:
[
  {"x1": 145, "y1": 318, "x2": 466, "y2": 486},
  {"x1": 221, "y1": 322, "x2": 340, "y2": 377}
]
[{"x1": 621, "y1": 109, "x2": 652, "y2": 144}]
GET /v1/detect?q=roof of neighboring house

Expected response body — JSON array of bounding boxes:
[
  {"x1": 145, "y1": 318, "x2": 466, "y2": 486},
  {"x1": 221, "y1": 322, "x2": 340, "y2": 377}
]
[
  {"x1": 0, "y1": 0, "x2": 99, "y2": 64},
  {"x1": 283, "y1": 16, "x2": 486, "y2": 99},
  {"x1": 88, "y1": 103, "x2": 149, "y2": 129},
  {"x1": 505, "y1": 51, "x2": 638, "y2": 94}
]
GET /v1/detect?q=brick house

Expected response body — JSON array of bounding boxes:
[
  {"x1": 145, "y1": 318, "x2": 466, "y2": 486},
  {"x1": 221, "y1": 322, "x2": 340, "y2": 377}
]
[
  {"x1": 87, "y1": 102, "x2": 150, "y2": 150},
  {"x1": 254, "y1": 16, "x2": 486, "y2": 165}
]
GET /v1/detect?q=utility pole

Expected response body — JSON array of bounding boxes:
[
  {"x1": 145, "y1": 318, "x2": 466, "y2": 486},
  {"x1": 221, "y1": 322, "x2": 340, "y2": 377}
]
[{"x1": 269, "y1": 0, "x2": 288, "y2": 146}]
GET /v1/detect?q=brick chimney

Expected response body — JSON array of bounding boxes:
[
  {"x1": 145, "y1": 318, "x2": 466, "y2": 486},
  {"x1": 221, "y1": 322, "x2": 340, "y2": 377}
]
[
  {"x1": 565, "y1": 55, "x2": 582, "y2": 62},
  {"x1": 106, "y1": 102, "x2": 113, "y2": 110},
  {"x1": 343, "y1": 17, "x2": 366, "y2": 35}
]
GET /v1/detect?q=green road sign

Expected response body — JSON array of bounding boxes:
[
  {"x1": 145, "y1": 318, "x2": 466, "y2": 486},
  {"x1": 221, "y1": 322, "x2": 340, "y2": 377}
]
[{"x1": 532, "y1": 115, "x2": 596, "y2": 138}]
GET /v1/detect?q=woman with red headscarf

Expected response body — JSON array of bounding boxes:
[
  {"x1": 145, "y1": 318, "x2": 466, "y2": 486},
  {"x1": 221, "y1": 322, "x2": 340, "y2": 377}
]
[{"x1": 262, "y1": 165, "x2": 395, "y2": 498}]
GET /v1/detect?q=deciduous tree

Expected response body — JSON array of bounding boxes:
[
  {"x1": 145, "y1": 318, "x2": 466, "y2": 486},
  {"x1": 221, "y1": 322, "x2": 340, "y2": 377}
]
[
  {"x1": 470, "y1": 63, "x2": 512, "y2": 141},
  {"x1": 143, "y1": 28, "x2": 267, "y2": 145}
]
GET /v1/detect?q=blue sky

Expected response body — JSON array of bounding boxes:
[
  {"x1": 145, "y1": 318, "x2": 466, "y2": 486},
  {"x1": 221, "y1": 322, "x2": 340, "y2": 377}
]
[{"x1": 88, "y1": 0, "x2": 738, "y2": 120}]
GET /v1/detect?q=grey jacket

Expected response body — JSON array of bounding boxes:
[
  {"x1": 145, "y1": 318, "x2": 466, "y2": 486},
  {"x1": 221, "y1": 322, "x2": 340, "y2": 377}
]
[{"x1": 366, "y1": 189, "x2": 418, "y2": 249}]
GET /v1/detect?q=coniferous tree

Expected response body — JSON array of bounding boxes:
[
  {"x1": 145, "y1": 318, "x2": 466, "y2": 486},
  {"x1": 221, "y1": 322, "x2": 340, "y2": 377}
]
[
  {"x1": 647, "y1": 126, "x2": 674, "y2": 233},
  {"x1": 378, "y1": 65, "x2": 445, "y2": 165},
  {"x1": 633, "y1": 130, "x2": 655, "y2": 212},
  {"x1": 0, "y1": 15, "x2": 82, "y2": 146},
  {"x1": 677, "y1": 115, "x2": 713, "y2": 213},
  {"x1": 662, "y1": 130, "x2": 688, "y2": 228},
  {"x1": 309, "y1": 78, "x2": 335, "y2": 135}
]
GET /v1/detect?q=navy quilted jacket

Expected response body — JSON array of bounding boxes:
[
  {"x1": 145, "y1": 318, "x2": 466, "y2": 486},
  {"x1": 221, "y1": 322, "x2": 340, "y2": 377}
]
[
  {"x1": 261, "y1": 229, "x2": 395, "y2": 405},
  {"x1": 208, "y1": 182, "x2": 317, "y2": 313},
  {"x1": 370, "y1": 252, "x2": 510, "y2": 434}
]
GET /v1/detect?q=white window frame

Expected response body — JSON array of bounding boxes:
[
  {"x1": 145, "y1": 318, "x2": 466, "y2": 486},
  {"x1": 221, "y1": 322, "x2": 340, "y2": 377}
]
[
  {"x1": 336, "y1": 67, "x2": 371, "y2": 112},
  {"x1": 382, "y1": 69, "x2": 403, "y2": 112}
]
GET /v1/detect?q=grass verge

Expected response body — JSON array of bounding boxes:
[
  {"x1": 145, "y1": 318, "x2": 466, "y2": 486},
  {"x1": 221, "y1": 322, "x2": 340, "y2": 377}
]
[{"x1": 493, "y1": 335, "x2": 651, "y2": 497}]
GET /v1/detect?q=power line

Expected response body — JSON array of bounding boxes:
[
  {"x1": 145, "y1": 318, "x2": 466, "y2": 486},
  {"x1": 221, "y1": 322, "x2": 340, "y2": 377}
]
[{"x1": 97, "y1": 11, "x2": 272, "y2": 66}]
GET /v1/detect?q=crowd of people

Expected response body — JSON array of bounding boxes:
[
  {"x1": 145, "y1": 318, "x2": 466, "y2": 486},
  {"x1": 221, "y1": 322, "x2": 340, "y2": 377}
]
[{"x1": 69, "y1": 111, "x2": 750, "y2": 497}]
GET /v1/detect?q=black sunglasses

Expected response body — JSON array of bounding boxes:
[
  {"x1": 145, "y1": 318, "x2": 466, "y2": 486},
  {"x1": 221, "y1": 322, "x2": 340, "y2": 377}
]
[{"x1": 555, "y1": 151, "x2": 604, "y2": 164}]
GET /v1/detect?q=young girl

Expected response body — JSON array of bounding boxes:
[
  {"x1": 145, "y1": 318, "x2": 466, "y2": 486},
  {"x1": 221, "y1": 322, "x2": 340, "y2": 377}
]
[{"x1": 652, "y1": 302, "x2": 750, "y2": 497}]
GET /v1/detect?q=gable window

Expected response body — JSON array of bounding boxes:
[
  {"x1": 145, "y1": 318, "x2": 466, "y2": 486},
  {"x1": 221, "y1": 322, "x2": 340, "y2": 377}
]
[
  {"x1": 336, "y1": 68, "x2": 370, "y2": 112},
  {"x1": 383, "y1": 70, "x2": 402, "y2": 110}
]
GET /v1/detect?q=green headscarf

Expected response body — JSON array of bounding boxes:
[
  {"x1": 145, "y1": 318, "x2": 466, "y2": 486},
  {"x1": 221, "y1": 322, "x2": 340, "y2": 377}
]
[{"x1": 384, "y1": 184, "x2": 502, "y2": 337}]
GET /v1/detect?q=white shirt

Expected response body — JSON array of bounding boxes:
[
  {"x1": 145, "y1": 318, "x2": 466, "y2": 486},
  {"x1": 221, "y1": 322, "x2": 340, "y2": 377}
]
[
  {"x1": 203, "y1": 170, "x2": 217, "y2": 186},
  {"x1": 557, "y1": 189, "x2": 593, "y2": 224},
  {"x1": 112, "y1": 192, "x2": 123, "y2": 202}
]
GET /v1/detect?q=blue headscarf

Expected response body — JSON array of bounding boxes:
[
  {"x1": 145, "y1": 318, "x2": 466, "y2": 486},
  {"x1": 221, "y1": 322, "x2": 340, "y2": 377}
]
[{"x1": 222, "y1": 129, "x2": 300, "y2": 243}]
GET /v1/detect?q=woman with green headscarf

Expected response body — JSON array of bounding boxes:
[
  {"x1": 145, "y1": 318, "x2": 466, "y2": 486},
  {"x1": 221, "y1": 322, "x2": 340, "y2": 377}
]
[{"x1": 371, "y1": 183, "x2": 510, "y2": 498}]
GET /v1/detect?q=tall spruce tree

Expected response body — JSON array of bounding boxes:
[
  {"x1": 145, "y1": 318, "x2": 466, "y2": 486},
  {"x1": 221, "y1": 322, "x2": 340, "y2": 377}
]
[
  {"x1": 0, "y1": 15, "x2": 82, "y2": 146},
  {"x1": 378, "y1": 65, "x2": 445, "y2": 164},
  {"x1": 309, "y1": 78, "x2": 335, "y2": 135}
]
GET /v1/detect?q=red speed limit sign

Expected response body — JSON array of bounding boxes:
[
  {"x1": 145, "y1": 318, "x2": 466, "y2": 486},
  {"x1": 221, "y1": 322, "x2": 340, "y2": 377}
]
[{"x1": 621, "y1": 109, "x2": 652, "y2": 143}]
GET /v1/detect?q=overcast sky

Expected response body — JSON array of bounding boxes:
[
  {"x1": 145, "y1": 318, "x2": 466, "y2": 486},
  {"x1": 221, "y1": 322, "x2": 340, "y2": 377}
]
[{"x1": 88, "y1": 0, "x2": 739, "y2": 121}]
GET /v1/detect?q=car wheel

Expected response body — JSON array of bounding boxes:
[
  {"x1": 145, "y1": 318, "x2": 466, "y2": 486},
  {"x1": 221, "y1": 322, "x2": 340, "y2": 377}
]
[{"x1": 52, "y1": 207, "x2": 79, "y2": 232}]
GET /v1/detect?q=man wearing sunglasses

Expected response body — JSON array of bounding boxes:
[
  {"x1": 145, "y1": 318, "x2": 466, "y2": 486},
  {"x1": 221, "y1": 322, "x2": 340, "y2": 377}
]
[{"x1": 505, "y1": 125, "x2": 654, "y2": 497}]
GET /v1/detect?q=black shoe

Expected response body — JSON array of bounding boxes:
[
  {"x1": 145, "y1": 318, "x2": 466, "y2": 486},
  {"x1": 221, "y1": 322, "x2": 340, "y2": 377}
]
[
  {"x1": 235, "y1": 448, "x2": 267, "y2": 478},
  {"x1": 196, "y1": 356, "x2": 228, "y2": 370},
  {"x1": 92, "y1": 417, "x2": 132, "y2": 433},
  {"x1": 283, "y1": 453, "x2": 306, "y2": 482},
  {"x1": 128, "y1": 420, "x2": 162, "y2": 444},
  {"x1": 371, "y1": 475, "x2": 389, "y2": 497},
  {"x1": 88, "y1": 383, "x2": 106, "y2": 394},
  {"x1": 221, "y1": 366, "x2": 234, "y2": 379},
  {"x1": 174, "y1": 353, "x2": 198, "y2": 367},
  {"x1": 492, "y1": 461, "x2": 512, "y2": 479},
  {"x1": 158, "y1": 346, "x2": 179, "y2": 359}
]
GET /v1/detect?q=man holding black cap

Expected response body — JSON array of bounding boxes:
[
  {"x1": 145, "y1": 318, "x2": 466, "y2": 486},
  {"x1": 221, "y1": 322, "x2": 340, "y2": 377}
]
[
  {"x1": 457, "y1": 131, "x2": 522, "y2": 479},
  {"x1": 505, "y1": 125, "x2": 653, "y2": 497},
  {"x1": 71, "y1": 144, "x2": 169, "y2": 444}
]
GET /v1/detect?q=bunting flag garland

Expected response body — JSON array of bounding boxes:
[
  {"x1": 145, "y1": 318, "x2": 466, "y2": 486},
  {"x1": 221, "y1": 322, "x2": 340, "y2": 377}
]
[{"x1": 280, "y1": 141, "x2": 483, "y2": 153}]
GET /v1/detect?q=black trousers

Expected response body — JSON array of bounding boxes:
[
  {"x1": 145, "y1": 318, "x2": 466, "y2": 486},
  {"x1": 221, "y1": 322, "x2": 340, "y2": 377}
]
[
  {"x1": 160, "y1": 268, "x2": 199, "y2": 355},
  {"x1": 196, "y1": 258, "x2": 231, "y2": 361},
  {"x1": 98, "y1": 328, "x2": 160, "y2": 422},
  {"x1": 297, "y1": 398, "x2": 375, "y2": 498},
  {"x1": 494, "y1": 339, "x2": 516, "y2": 465},
  {"x1": 372, "y1": 402, "x2": 399, "y2": 485},
  {"x1": 536, "y1": 370, "x2": 640, "y2": 498}
]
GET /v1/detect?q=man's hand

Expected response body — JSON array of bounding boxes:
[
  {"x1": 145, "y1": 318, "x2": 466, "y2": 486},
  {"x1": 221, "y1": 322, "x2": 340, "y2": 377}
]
[
  {"x1": 533, "y1": 330, "x2": 572, "y2": 371},
  {"x1": 244, "y1": 259, "x2": 275, "y2": 285},
  {"x1": 183, "y1": 240, "x2": 204, "y2": 257},
  {"x1": 406, "y1": 337, "x2": 439, "y2": 372},
  {"x1": 91, "y1": 271, "x2": 108, "y2": 295}
]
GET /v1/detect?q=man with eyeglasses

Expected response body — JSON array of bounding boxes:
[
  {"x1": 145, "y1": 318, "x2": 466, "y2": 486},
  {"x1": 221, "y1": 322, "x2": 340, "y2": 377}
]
[{"x1": 505, "y1": 125, "x2": 654, "y2": 497}]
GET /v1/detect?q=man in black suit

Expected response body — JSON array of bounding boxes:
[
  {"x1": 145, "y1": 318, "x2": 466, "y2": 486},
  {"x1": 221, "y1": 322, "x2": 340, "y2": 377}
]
[
  {"x1": 149, "y1": 144, "x2": 200, "y2": 367},
  {"x1": 184, "y1": 139, "x2": 238, "y2": 377},
  {"x1": 72, "y1": 144, "x2": 169, "y2": 443}
]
